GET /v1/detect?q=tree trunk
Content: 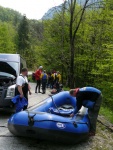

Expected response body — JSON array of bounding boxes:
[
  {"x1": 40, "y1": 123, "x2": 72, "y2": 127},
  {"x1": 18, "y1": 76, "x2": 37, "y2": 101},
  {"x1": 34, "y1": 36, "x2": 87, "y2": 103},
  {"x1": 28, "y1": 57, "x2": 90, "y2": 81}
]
[
  {"x1": 68, "y1": 0, "x2": 76, "y2": 88},
  {"x1": 67, "y1": 0, "x2": 96, "y2": 88},
  {"x1": 70, "y1": 42, "x2": 75, "y2": 88}
]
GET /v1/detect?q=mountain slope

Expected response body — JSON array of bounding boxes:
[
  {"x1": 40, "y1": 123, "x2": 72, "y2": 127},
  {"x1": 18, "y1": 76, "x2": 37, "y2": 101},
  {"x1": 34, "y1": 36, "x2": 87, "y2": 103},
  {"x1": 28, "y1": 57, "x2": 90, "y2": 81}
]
[{"x1": 42, "y1": 0, "x2": 99, "y2": 20}]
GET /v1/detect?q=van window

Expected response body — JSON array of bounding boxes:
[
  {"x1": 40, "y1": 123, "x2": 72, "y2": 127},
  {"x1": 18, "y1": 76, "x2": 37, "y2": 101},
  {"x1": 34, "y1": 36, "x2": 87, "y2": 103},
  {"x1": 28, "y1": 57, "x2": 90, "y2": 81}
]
[{"x1": 20, "y1": 57, "x2": 27, "y2": 73}]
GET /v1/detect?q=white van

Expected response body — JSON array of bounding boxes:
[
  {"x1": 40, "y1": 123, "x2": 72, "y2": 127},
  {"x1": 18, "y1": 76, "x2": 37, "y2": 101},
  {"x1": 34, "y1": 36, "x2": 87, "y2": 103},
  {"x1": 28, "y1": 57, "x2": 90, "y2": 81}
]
[{"x1": 0, "y1": 54, "x2": 27, "y2": 108}]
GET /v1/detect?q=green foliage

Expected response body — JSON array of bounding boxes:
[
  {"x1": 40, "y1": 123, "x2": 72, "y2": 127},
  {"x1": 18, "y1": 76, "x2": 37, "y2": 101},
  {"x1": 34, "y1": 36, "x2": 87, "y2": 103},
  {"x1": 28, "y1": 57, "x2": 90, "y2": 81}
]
[
  {"x1": 0, "y1": 22, "x2": 17, "y2": 53},
  {"x1": 63, "y1": 87, "x2": 70, "y2": 91},
  {"x1": 0, "y1": 5, "x2": 22, "y2": 25},
  {"x1": 100, "y1": 107, "x2": 113, "y2": 124},
  {"x1": 18, "y1": 15, "x2": 30, "y2": 52},
  {"x1": 17, "y1": 16, "x2": 43, "y2": 68}
]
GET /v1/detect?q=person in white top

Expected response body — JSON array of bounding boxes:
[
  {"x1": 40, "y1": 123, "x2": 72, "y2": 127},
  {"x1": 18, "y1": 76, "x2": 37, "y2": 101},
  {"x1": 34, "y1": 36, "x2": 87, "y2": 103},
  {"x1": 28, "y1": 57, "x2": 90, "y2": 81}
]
[
  {"x1": 16, "y1": 68, "x2": 31, "y2": 110},
  {"x1": 16, "y1": 75, "x2": 28, "y2": 87}
]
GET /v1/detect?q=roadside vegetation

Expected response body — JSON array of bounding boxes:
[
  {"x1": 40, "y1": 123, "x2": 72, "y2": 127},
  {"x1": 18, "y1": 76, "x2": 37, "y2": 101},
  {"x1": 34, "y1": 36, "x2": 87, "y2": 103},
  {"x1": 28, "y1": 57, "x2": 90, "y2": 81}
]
[{"x1": 99, "y1": 107, "x2": 113, "y2": 124}]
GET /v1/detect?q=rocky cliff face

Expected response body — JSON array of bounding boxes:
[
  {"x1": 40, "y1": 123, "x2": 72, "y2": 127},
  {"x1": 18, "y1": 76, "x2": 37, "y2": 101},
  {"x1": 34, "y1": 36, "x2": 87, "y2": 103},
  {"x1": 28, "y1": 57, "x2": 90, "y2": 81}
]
[{"x1": 42, "y1": 0, "x2": 99, "y2": 20}]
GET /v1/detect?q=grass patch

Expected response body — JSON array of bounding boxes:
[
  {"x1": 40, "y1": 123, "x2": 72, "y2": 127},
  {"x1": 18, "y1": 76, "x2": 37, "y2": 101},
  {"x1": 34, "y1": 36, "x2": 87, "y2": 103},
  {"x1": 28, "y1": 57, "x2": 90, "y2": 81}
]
[
  {"x1": 63, "y1": 87, "x2": 70, "y2": 91},
  {"x1": 99, "y1": 106, "x2": 113, "y2": 124}
]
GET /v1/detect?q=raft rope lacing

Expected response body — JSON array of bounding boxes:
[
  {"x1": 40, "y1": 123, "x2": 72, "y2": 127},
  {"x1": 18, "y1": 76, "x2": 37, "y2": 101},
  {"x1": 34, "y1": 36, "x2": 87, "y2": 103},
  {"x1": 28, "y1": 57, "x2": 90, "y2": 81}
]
[{"x1": 27, "y1": 111, "x2": 89, "y2": 127}]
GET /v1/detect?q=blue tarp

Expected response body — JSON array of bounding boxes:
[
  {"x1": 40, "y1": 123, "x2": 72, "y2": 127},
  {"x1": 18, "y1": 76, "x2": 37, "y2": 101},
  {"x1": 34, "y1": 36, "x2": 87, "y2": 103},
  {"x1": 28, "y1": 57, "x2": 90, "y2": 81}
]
[{"x1": 12, "y1": 95, "x2": 28, "y2": 113}]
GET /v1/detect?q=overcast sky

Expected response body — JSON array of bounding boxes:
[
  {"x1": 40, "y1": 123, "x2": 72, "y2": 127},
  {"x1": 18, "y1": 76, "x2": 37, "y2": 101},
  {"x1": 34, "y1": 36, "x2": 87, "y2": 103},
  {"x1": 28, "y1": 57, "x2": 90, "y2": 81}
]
[{"x1": 0, "y1": 0, "x2": 63, "y2": 20}]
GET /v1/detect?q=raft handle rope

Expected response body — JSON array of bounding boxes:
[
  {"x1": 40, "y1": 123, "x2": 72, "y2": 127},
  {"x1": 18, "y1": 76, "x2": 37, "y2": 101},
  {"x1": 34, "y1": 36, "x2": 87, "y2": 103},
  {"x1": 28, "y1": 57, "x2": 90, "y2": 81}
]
[
  {"x1": 50, "y1": 95, "x2": 61, "y2": 114},
  {"x1": 28, "y1": 111, "x2": 36, "y2": 126}
]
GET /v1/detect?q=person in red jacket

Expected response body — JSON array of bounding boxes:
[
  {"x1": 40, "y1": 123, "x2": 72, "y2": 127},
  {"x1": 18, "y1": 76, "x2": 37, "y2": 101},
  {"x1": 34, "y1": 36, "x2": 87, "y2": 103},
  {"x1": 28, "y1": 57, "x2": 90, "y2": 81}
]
[{"x1": 35, "y1": 66, "x2": 43, "y2": 93}]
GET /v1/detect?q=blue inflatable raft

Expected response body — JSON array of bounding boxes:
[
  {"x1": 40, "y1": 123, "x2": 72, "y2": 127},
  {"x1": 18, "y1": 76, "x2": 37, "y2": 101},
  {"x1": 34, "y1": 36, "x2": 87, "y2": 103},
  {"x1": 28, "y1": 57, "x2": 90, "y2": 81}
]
[{"x1": 8, "y1": 91, "x2": 90, "y2": 144}]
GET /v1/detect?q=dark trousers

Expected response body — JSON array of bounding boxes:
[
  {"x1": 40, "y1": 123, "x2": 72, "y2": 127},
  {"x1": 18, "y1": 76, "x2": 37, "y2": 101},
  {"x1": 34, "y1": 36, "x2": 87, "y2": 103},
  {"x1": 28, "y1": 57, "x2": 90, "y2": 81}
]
[
  {"x1": 23, "y1": 93, "x2": 28, "y2": 110},
  {"x1": 88, "y1": 94, "x2": 102, "y2": 133},
  {"x1": 56, "y1": 82, "x2": 59, "y2": 90},
  {"x1": 42, "y1": 80, "x2": 47, "y2": 93},
  {"x1": 51, "y1": 81, "x2": 54, "y2": 89},
  {"x1": 35, "y1": 80, "x2": 41, "y2": 92}
]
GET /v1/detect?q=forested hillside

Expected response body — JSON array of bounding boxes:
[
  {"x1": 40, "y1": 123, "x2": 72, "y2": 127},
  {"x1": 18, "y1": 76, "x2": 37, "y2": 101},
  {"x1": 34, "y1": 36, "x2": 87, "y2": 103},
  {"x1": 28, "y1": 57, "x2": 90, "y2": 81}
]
[
  {"x1": 0, "y1": 5, "x2": 43, "y2": 68},
  {"x1": 0, "y1": 0, "x2": 113, "y2": 111},
  {"x1": 0, "y1": 6, "x2": 20, "y2": 54},
  {"x1": 0, "y1": 6, "x2": 22, "y2": 23}
]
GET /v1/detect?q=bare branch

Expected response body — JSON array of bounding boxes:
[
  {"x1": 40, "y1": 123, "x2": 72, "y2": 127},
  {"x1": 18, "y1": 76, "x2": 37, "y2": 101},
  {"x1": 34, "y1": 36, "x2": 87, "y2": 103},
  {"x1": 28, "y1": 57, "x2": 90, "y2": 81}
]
[
  {"x1": 72, "y1": 0, "x2": 104, "y2": 23},
  {"x1": 73, "y1": 0, "x2": 89, "y2": 42},
  {"x1": 67, "y1": 0, "x2": 71, "y2": 8},
  {"x1": 86, "y1": 0, "x2": 105, "y2": 8}
]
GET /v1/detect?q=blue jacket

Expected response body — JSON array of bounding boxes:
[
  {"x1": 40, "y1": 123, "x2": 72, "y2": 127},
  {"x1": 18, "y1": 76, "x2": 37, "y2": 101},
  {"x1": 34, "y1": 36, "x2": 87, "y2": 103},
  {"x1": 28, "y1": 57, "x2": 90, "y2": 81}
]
[{"x1": 12, "y1": 95, "x2": 28, "y2": 113}]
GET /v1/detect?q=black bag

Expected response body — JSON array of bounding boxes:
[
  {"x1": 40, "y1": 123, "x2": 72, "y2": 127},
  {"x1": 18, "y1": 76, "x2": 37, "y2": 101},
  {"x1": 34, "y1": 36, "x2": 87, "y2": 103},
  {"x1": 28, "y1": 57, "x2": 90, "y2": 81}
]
[{"x1": 32, "y1": 73, "x2": 35, "y2": 81}]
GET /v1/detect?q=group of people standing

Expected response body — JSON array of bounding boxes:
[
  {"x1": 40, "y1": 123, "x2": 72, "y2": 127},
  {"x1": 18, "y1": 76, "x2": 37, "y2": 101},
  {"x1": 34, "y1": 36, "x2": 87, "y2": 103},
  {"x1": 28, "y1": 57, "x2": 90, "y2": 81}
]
[{"x1": 34, "y1": 66, "x2": 62, "y2": 94}]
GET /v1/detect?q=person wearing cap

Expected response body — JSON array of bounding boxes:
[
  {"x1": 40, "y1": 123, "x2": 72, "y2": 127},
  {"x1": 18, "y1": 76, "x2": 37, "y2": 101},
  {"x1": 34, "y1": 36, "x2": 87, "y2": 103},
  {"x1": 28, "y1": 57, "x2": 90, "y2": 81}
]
[
  {"x1": 40, "y1": 70, "x2": 48, "y2": 94},
  {"x1": 34, "y1": 66, "x2": 43, "y2": 93},
  {"x1": 69, "y1": 87, "x2": 102, "y2": 136}
]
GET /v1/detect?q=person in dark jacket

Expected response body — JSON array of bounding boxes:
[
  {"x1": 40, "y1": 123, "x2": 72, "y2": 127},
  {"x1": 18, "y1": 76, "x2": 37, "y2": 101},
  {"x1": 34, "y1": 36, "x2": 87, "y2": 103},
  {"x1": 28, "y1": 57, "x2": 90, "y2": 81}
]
[
  {"x1": 46, "y1": 72, "x2": 51, "y2": 88},
  {"x1": 51, "y1": 72, "x2": 55, "y2": 89},
  {"x1": 69, "y1": 87, "x2": 102, "y2": 136}
]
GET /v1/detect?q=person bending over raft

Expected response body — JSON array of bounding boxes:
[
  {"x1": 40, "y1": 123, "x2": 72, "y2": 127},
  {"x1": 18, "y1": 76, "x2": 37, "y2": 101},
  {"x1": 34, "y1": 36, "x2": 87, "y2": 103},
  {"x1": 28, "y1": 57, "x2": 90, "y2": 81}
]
[{"x1": 70, "y1": 87, "x2": 102, "y2": 136}]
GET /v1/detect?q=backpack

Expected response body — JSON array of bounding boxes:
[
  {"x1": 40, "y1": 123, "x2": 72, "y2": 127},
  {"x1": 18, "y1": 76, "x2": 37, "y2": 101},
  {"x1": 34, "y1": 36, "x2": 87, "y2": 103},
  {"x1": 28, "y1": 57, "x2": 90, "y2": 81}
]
[
  {"x1": 42, "y1": 73, "x2": 47, "y2": 80},
  {"x1": 32, "y1": 73, "x2": 35, "y2": 81}
]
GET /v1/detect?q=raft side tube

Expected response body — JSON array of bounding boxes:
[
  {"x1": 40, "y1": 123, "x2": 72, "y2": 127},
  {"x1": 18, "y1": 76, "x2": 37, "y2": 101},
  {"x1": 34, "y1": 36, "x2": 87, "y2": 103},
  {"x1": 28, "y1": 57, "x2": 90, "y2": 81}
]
[{"x1": 8, "y1": 124, "x2": 89, "y2": 144}]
